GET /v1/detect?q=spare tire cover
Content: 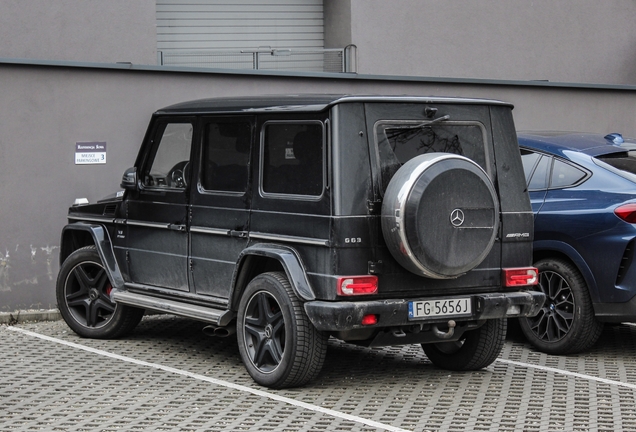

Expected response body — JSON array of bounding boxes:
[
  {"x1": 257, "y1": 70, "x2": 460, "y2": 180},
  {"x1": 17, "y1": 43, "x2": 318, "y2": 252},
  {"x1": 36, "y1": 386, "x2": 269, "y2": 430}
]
[{"x1": 381, "y1": 153, "x2": 499, "y2": 279}]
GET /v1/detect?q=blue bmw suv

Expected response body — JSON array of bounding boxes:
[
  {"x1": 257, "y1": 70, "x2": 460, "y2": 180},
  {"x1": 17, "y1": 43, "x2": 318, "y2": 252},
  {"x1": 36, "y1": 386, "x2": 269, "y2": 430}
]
[{"x1": 518, "y1": 131, "x2": 636, "y2": 354}]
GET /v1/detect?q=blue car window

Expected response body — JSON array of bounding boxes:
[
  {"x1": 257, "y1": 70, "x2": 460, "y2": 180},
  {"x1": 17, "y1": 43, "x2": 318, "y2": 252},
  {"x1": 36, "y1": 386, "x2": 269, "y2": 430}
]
[
  {"x1": 528, "y1": 155, "x2": 550, "y2": 190},
  {"x1": 520, "y1": 150, "x2": 542, "y2": 184},
  {"x1": 550, "y1": 159, "x2": 586, "y2": 188}
]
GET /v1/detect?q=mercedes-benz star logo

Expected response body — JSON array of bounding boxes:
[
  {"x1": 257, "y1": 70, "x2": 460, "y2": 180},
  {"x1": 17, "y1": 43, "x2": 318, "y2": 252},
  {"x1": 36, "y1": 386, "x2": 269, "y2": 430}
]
[{"x1": 450, "y1": 209, "x2": 465, "y2": 227}]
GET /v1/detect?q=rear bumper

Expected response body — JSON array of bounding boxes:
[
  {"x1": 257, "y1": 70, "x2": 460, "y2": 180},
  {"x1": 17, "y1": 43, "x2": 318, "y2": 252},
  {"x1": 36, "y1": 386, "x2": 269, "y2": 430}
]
[
  {"x1": 304, "y1": 290, "x2": 545, "y2": 332},
  {"x1": 594, "y1": 294, "x2": 636, "y2": 323}
]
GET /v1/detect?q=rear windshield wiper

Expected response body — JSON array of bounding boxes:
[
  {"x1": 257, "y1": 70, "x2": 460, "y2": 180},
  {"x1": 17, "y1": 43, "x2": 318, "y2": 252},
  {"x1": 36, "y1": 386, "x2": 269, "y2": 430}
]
[{"x1": 385, "y1": 115, "x2": 451, "y2": 131}]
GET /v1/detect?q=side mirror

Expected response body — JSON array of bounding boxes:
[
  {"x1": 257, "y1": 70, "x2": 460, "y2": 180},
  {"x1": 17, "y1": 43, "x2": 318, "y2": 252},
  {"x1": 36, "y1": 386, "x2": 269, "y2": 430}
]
[{"x1": 121, "y1": 167, "x2": 138, "y2": 190}]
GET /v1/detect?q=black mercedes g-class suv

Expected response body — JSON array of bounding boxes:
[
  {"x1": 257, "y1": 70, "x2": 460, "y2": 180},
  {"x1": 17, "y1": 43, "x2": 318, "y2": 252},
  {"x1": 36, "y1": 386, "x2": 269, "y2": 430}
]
[{"x1": 58, "y1": 95, "x2": 544, "y2": 388}]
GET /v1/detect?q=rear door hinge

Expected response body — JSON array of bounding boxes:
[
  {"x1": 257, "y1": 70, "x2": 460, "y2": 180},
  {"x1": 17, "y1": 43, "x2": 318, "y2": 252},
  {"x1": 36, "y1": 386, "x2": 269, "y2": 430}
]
[
  {"x1": 368, "y1": 260, "x2": 383, "y2": 275},
  {"x1": 367, "y1": 200, "x2": 382, "y2": 215}
]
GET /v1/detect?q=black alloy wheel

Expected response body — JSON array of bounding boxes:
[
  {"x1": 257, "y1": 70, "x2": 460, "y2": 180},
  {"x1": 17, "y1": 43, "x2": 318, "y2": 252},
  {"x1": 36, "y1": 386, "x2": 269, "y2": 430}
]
[
  {"x1": 242, "y1": 290, "x2": 286, "y2": 373},
  {"x1": 237, "y1": 272, "x2": 328, "y2": 388},
  {"x1": 519, "y1": 258, "x2": 603, "y2": 354},
  {"x1": 56, "y1": 246, "x2": 143, "y2": 339}
]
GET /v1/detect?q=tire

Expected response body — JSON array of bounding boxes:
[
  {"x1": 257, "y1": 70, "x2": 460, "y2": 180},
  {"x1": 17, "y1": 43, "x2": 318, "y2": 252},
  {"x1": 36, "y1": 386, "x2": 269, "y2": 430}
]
[
  {"x1": 519, "y1": 258, "x2": 603, "y2": 354},
  {"x1": 423, "y1": 318, "x2": 506, "y2": 370},
  {"x1": 236, "y1": 272, "x2": 328, "y2": 388},
  {"x1": 381, "y1": 153, "x2": 499, "y2": 278},
  {"x1": 56, "y1": 246, "x2": 144, "y2": 339}
]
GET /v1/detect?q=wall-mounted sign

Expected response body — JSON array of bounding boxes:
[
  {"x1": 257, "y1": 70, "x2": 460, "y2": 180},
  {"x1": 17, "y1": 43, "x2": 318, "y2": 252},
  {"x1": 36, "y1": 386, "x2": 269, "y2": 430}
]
[{"x1": 75, "y1": 142, "x2": 106, "y2": 164}]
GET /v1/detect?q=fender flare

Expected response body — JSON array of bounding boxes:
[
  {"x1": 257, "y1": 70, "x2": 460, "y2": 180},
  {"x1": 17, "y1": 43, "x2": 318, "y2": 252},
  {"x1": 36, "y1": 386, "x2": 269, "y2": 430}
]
[
  {"x1": 533, "y1": 239, "x2": 599, "y2": 303},
  {"x1": 60, "y1": 223, "x2": 125, "y2": 290},
  {"x1": 230, "y1": 243, "x2": 316, "y2": 309}
]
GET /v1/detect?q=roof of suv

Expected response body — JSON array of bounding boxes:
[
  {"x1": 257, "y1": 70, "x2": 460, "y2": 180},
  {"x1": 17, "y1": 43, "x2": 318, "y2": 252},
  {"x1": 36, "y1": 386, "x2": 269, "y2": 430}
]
[{"x1": 157, "y1": 94, "x2": 513, "y2": 114}]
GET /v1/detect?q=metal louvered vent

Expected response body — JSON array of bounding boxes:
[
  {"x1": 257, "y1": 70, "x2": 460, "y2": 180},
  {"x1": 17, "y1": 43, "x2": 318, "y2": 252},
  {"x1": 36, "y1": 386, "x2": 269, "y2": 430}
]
[{"x1": 103, "y1": 204, "x2": 118, "y2": 216}]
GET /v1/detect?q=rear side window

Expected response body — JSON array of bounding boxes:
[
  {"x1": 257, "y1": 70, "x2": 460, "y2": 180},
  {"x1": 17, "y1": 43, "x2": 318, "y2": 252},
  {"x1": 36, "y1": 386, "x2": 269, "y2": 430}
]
[
  {"x1": 550, "y1": 159, "x2": 586, "y2": 188},
  {"x1": 261, "y1": 122, "x2": 324, "y2": 197},
  {"x1": 201, "y1": 120, "x2": 251, "y2": 193},
  {"x1": 521, "y1": 149, "x2": 550, "y2": 190},
  {"x1": 374, "y1": 120, "x2": 488, "y2": 193}
]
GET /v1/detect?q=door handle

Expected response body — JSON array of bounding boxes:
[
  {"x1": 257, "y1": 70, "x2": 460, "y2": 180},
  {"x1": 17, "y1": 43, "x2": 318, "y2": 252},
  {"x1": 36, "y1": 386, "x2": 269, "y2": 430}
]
[
  {"x1": 230, "y1": 230, "x2": 248, "y2": 238},
  {"x1": 168, "y1": 224, "x2": 186, "y2": 232}
]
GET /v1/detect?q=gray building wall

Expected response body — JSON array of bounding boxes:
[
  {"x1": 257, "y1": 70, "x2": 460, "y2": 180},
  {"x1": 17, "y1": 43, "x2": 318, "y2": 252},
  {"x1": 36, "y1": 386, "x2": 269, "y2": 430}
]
[
  {"x1": 0, "y1": 0, "x2": 156, "y2": 65},
  {"x1": 345, "y1": 0, "x2": 636, "y2": 84}
]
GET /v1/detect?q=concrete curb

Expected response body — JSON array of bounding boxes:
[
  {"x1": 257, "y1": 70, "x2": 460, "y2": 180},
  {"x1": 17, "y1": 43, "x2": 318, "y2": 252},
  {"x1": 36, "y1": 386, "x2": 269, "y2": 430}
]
[{"x1": 0, "y1": 309, "x2": 61, "y2": 324}]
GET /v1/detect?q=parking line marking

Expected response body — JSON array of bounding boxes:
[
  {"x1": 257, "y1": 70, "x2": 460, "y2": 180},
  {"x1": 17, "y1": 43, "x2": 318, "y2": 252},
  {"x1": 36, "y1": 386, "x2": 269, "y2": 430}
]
[
  {"x1": 496, "y1": 358, "x2": 636, "y2": 390},
  {"x1": 6, "y1": 327, "x2": 411, "y2": 432}
]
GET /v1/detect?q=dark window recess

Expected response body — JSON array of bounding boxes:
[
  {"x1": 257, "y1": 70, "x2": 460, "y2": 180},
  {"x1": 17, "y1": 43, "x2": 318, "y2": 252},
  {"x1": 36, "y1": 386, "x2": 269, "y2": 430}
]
[
  {"x1": 201, "y1": 121, "x2": 251, "y2": 192},
  {"x1": 262, "y1": 122, "x2": 323, "y2": 196},
  {"x1": 597, "y1": 153, "x2": 636, "y2": 176},
  {"x1": 550, "y1": 159, "x2": 586, "y2": 188},
  {"x1": 617, "y1": 240, "x2": 635, "y2": 286}
]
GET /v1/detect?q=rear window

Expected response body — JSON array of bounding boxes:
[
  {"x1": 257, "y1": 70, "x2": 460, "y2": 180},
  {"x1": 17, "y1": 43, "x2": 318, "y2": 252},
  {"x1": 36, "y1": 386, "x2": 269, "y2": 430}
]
[
  {"x1": 595, "y1": 152, "x2": 636, "y2": 183},
  {"x1": 374, "y1": 120, "x2": 488, "y2": 193}
]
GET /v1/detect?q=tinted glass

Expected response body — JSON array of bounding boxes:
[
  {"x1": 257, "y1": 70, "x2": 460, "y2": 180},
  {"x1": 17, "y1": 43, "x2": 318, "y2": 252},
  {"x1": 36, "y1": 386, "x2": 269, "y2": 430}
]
[
  {"x1": 374, "y1": 120, "x2": 487, "y2": 192},
  {"x1": 528, "y1": 155, "x2": 550, "y2": 190},
  {"x1": 550, "y1": 159, "x2": 586, "y2": 188},
  {"x1": 520, "y1": 149, "x2": 542, "y2": 184},
  {"x1": 143, "y1": 122, "x2": 193, "y2": 189},
  {"x1": 596, "y1": 152, "x2": 636, "y2": 183},
  {"x1": 201, "y1": 120, "x2": 251, "y2": 192},
  {"x1": 261, "y1": 122, "x2": 323, "y2": 196}
]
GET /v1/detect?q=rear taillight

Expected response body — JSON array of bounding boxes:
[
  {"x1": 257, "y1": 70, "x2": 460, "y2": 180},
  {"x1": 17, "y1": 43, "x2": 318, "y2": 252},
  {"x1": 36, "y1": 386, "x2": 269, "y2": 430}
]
[
  {"x1": 615, "y1": 203, "x2": 636, "y2": 223},
  {"x1": 337, "y1": 276, "x2": 379, "y2": 296},
  {"x1": 503, "y1": 267, "x2": 538, "y2": 287}
]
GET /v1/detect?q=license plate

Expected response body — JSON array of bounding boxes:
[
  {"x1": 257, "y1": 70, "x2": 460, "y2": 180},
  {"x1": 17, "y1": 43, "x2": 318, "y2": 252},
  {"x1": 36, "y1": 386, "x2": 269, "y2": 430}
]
[{"x1": 408, "y1": 298, "x2": 472, "y2": 320}]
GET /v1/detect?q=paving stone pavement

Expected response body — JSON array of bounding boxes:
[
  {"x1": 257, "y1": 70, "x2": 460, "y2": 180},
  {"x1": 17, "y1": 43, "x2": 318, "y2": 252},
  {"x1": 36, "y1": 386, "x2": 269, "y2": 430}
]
[{"x1": 2, "y1": 315, "x2": 636, "y2": 431}]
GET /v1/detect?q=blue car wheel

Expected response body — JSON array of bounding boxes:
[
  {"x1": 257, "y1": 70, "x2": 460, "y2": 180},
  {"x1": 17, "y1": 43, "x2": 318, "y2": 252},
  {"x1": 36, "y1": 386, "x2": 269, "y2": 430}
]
[{"x1": 519, "y1": 258, "x2": 603, "y2": 354}]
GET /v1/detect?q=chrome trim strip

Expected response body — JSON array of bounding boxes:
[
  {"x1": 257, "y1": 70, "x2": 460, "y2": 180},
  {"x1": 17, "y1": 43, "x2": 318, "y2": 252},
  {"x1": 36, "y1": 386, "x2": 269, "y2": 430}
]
[
  {"x1": 250, "y1": 232, "x2": 329, "y2": 246},
  {"x1": 126, "y1": 220, "x2": 170, "y2": 229},
  {"x1": 68, "y1": 216, "x2": 114, "y2": 223},
  {"x1": 190, "y1": 226, "x2": 230, "y2": 236}
]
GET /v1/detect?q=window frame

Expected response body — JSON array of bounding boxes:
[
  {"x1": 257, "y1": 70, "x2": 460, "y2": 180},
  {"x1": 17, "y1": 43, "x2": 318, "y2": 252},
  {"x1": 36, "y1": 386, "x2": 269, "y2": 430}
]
[
  {"x1": 140, "y1": 118, "x2": 195, "y2": 193},
  {"x1": 520, "y1": 147, "x2": 591, "y2": 191},
  {"x1": 258, "y1": 119, "x2": 326, "y2": 201},
  {"x1": 372, "y1": 119, "x2": 491, "y2": 196},
  {"x1": 197, "y1": 117, "x2": 253, "y2": 196}
]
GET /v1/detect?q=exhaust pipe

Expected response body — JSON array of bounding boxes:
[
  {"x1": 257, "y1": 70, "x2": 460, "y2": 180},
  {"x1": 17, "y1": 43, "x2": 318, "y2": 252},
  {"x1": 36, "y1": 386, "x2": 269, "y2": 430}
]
[{"x1": 202, "y1": 325, "x2": 236, "y2": 337}]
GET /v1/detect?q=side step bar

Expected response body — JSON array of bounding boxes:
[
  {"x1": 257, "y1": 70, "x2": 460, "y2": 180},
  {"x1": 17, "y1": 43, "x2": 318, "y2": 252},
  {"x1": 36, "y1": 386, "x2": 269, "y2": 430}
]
[{"x1": 112, "y1": 290, "x2": 234, "y2": 326}]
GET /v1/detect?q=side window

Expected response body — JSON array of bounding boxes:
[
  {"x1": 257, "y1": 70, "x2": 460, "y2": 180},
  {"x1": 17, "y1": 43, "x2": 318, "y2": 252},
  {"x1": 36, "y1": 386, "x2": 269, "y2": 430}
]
[
  {"x1": 550, "y1": 159, "x2": 586, "y2": 188},
  {"x1": 527, "y1": 154, "x2": 551, "y2": 190},
  {"x1": 201, "y1": 120, "x2": 251, "y2": 193},
  {"x1": 143, "y1": 122, "x2": 193, "y2": 189},
  {"x1": 261, "y1": 122, "x2": 324, "y2": 197},
  {"x1": 520, "y1": 149, "x2": 541, "y2": 184}
]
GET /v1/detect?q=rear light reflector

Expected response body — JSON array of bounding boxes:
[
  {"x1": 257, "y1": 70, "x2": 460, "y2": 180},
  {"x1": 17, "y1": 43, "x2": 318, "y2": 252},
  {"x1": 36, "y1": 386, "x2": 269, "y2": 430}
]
[
  {"x1": 615, "y1": 203, "x2": 636, "y2": 223},
  {"x1": 361, "y1": 314, "x2": 378, "y2": 326},
  {"x1": 337, "y1": 276, "x2": 379, "y2": 296},
  {"x1": 503, "y1": 267, "x2": 538, "y2": 287}
]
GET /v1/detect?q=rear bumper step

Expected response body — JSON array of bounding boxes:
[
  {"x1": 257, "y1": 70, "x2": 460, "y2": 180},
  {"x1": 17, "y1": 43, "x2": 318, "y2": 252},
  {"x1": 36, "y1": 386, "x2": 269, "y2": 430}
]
[
  {"x1": 304, "y1": 290, "x2": 545, "y2": 332},
  {"x1": 112, "y1": 290, "x2": 234, "y2": 326}
]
